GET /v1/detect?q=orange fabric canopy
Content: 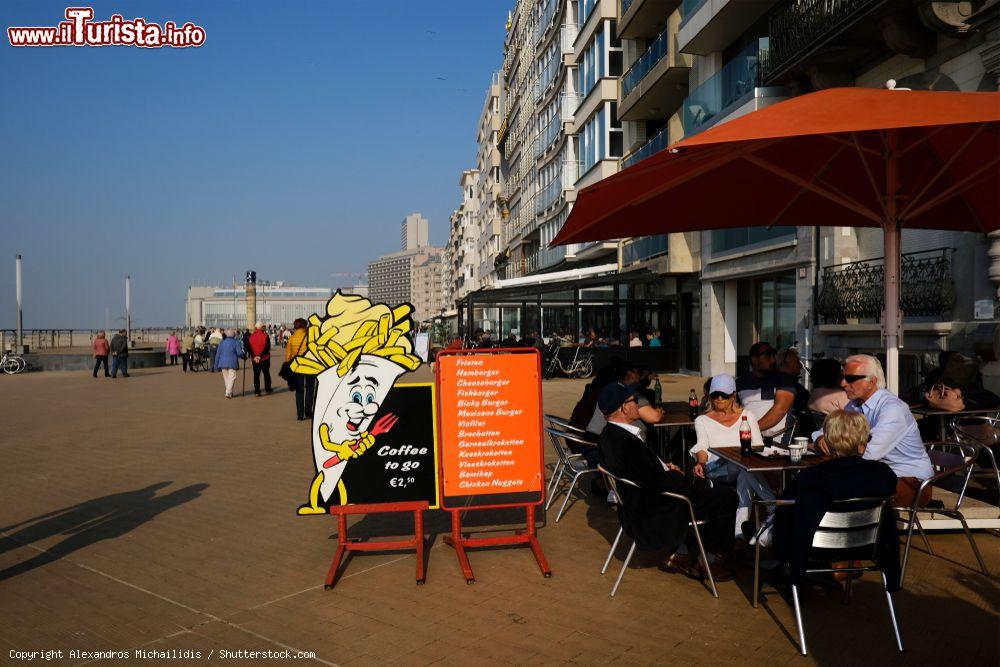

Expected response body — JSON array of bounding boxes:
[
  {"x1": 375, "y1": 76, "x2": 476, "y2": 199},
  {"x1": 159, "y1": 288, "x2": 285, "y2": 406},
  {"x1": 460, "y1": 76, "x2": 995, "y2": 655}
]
[{"x1": 553, "y1": 88, "x2": 1000, "y2": 245}]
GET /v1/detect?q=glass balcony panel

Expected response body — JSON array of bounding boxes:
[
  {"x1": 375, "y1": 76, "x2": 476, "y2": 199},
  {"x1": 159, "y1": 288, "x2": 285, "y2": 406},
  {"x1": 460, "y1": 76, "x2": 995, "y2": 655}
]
[
  {"x1": 682, "y1": 40, "x2": 761, "y2": 136},
  {"x1": 621, "y1": 24, "x2": 673, "y2": 99},
  {"x1": 622, "y1": 235, "x2": 669, "y2": 264},
  {"x1": 560, "y1": 24, "x2": 578, "y2": 53},
  {"x1": 622, "y1": 124, "x2": 671, "y2": 169}
]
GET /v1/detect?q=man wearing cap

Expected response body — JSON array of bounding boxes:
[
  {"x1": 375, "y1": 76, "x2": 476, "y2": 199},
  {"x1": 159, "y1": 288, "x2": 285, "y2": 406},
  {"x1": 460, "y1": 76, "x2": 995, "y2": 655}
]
[
  {"x1": 597, "y1": 383, "x2": 738, "y2": 582},
  {"x1": 249, "y1": 321, "x2": 273, "y2": 397}
]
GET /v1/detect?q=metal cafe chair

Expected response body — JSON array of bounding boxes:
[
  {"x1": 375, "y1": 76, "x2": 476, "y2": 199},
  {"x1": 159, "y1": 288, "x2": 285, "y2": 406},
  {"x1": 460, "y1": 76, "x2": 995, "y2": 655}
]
[
  {"x1": 543, "y1": 427, "x2": 599, "y2": 522},
  {"x1": 597, "y1": 465, "x2": 718, "y2": 599},
  {"x1": 950, "y1": 416, "x2": 1000, "y2": 509},
  {"x1": 543, "y1": 413, "x2": 587, "y2": 435},
  {"x1": 752, "y1": 497, "x2": 902, "y2": 656},
  {"x1": 897, "y1": 441, "x2": 989, "y2": 586},
  {"x1": 543, "y1": 415, "x2": 587, "y2": 497}
]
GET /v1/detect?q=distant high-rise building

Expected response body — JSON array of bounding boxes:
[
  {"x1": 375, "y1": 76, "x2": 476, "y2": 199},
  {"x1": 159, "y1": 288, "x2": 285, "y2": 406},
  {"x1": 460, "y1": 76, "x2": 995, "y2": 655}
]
[
  {"x1": 401, "y1": 213, "x2": 429, "y2": 250},
  {"x1": 368, "y1": 246, "x2": 443, "y2": 323}
]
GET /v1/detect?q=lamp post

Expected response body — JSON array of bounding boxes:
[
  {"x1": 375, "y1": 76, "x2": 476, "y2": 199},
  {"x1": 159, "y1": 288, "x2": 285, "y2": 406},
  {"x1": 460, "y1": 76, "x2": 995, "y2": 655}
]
[
  {"x1": 15, "y1": 254, "x2": 23, "y2": 352},
  {"x1": 125, "y1": 275, "x2": 131, "y2": 346}
]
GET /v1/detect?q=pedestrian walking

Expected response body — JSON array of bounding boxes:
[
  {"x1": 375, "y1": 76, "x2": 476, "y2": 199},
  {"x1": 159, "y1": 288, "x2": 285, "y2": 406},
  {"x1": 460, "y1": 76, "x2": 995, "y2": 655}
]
[
  {"x1": 249, "y1": 321, "x2": 273, "y2": 396},
  {"x1": 214, "y1": 328, "x2": 243, "y2": 398},
  {"x1": 166, "y1": 331, "x2": 181, "y2": 365},
  {"x1": 207, "y1": 327, "x2": 223, "y2": 372},
  {"x1": 110, "y1": 329, "x2": 129, "y2": 378},
  {"x1": 285, "y1": 318, "x2": 314, "y2": 420},
  {"x1": 92, "y1": 331, "x2": 110, "y2": 378},
  {"x1": 181, "y1": 330, "x2": 194, "y2": 372}
]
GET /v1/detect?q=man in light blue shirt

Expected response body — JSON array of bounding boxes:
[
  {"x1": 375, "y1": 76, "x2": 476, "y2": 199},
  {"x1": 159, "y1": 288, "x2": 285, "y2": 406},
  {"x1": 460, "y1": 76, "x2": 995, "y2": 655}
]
[{"x1": 813, "y1": 354, "x2": 933, "y2": 506}]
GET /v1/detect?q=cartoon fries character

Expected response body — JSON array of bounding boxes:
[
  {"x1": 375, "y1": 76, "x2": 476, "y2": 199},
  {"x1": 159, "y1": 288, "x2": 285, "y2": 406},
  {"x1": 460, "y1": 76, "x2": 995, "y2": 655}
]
[{"x1": 290, "y1": 291, "x2": 421, "y2": 514}]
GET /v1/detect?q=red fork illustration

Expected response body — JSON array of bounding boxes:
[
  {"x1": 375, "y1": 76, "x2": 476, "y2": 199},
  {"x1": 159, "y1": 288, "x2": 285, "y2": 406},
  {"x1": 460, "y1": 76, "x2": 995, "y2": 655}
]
[{"x1": 322, "y1": 413, "x2": 398, "y2": 469}]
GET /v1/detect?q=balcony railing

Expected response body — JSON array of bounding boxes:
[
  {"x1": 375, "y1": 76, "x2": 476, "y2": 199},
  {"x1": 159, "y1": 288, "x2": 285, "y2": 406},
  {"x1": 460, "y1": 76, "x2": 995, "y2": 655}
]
[
  {"x1": 535, "y1": 113, "x2": 562, "y2": 159},
  {"x1": 560, "y1": 23, "x2": 578, "y2": 53},
  {"x1": 682, "y1": 40, "x2": 760, "y2": 136},
  {"x1": 622, "y1": 235, "x2": 669, "y2": 265},
  {"x1": 622, "y1": 124, "x2": 671, "y2": 169},
  {"x1": 535, "y1": 176, "x2": 563, "y2": 214},
  {"x1": 562, "y1": 159, "x2": 579, "y2": 189},
  {"x1": 528, "y1": 246, "x2": 567, "y2": 273},
  {"x1": 535, "y1": 0, "x2": 558, "y2": 44},
  {"x1": 621, "y1": 24, "x2": 674, "y2": 99},
  {"x1": 622, "y1": 0, "x2": 637, "y2": 15},
  {"x1": 579, "y1": 0, "x2": 599, "y2": 28},
  {"x1": 816, "y1": 248, "x2": 955, "y2": 323},
  {"x1": 537, "y1": 54, "x2": 560, "y2": 100},
  {"x1": 760, "y1": 0, "x2": 880, "y2": 83},
  {"x1": 561, "y1": 92, "x2": 580, "y2": 121}
]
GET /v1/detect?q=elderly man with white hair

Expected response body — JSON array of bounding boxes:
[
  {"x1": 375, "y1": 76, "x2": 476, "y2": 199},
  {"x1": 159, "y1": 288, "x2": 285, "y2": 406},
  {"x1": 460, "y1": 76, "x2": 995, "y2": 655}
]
[
  {"x1": 812, "y1": 354, "x2": 933, "y2": 507},
  {"x1": 213, "y1": 328, "x2": 244, "y2": 398}
]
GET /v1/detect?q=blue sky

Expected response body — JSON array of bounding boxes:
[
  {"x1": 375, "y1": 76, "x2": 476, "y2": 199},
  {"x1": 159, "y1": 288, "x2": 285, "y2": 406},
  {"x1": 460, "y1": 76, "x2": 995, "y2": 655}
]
[{"x1": 0, "y1": 1, "x2": 510, "y2": 327}]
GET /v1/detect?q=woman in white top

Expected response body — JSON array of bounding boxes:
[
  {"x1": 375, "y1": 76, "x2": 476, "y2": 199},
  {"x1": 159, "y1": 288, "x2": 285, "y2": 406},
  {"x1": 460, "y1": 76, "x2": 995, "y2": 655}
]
[{"x1": 691, "y1": 374, "x2": 775, "y2": 536}]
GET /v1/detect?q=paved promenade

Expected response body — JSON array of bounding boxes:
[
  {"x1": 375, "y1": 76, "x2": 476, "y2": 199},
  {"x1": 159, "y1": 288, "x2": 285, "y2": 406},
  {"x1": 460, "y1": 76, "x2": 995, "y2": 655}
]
[{"x1": 0, "y1": 365, "x2": 996, "y2": 666}]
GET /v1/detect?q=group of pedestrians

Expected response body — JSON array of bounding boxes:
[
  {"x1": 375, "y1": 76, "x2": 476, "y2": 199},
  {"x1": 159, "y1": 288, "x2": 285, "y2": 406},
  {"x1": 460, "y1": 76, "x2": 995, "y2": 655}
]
[{"x1": 91, "y1": 330, "x2": 131, "y2": 378}]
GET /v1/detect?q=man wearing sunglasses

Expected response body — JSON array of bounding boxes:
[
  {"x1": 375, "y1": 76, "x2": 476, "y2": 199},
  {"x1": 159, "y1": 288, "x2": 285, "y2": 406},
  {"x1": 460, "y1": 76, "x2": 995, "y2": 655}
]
[
  {"x1": 812, "y1": 354, "x2": 933, "y2": 507},
  {"x1": 597, "y1": 383, "x2": 738, "y2": 582},
  {"x1": 736, "y1": 341, "x2": 797, "y2": 439}
]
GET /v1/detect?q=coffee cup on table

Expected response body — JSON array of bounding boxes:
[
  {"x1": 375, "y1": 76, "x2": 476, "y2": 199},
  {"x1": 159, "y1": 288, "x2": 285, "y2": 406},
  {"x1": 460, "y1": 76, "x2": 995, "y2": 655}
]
[{"x1": 789, "y1": 437, "x2": 809, "y2": 463}]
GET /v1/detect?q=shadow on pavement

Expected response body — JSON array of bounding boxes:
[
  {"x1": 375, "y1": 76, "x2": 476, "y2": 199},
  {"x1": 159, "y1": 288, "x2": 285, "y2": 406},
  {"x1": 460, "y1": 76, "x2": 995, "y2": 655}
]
[{"x1": 0, "y1": 482, "x2": 209, "y2": 581}]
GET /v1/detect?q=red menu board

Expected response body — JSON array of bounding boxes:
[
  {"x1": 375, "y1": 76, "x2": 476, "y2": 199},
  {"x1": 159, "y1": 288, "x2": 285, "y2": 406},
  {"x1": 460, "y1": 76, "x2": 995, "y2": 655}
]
[{"x1": 436, "y1": 349, "x2": 544, "y2": 509}]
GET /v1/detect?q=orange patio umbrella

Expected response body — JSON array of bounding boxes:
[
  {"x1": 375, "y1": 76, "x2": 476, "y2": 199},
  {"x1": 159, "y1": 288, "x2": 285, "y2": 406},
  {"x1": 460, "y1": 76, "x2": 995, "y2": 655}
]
[{"x1": 553, "y1": 88, "x2": 1000, "y2": 393}]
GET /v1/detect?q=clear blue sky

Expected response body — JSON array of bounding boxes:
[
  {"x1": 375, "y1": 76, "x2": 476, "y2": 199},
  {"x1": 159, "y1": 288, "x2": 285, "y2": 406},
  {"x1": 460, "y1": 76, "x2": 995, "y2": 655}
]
[{"x1": 0, "y1": 0, "x2": 510, "y2": 327}]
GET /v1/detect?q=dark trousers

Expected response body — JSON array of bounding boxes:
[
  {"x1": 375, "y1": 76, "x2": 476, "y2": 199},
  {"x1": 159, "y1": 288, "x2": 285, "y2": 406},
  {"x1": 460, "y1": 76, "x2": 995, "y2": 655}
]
[
  {"x1": 93, "y1": 355, "x2": 109, "y2": 377},
  {"x1": 169, "y1": 354, "x2": 178, "y2": 365},
  {"x1": 294, "y1": 375, "x2": 316, "y2": 419},
  {"x1": 182, "y1": 352, "x2": 190, "y2": 372},
  {"x1": 253, "y1": 360, "x2": 272, "y2": 394},
  {"x1": 686, "y1": 481, "x2": 738, "y2": 556},
  {"x1": 111, "y1": 355, "x2": 128, "y2": 377}
]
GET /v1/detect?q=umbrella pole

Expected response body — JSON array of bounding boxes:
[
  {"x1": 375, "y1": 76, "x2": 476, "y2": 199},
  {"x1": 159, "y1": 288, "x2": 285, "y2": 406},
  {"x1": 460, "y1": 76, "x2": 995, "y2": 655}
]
[
  {"x1": 884, "y1": 130, "x2": 901, "y2": 395},
  {"x1": 884, "y1": 222, "x2": 901, "y2": 395}
]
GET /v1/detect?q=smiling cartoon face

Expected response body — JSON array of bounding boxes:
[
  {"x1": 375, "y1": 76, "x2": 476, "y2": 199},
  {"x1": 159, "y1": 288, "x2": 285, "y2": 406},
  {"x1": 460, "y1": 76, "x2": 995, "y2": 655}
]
[{"x1": 313, "y1": 355, "x2": 406, "y2": 446}]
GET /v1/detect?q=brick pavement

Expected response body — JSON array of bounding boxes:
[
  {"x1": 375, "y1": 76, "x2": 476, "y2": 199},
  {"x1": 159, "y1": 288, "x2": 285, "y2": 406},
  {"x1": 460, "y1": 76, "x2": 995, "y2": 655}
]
[{"x1": 0, "y1": 365, "x2": 996, "y2": 666}]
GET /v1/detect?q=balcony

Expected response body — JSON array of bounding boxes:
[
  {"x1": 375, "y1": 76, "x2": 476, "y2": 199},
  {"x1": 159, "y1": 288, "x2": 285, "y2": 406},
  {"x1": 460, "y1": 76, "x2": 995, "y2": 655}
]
[
  {"x1": 622, "y1": 235, "x2": 669, "y2": 265},
  {"x1": 536, "y1": 54, "x2": 561, "y2": 102},
  {"x1": 561, "y1": 92, "x2": 581, "y2": 121},
  {"x1": 535, "y1": 176, "x2": 563, "y2": 215},
  {"x1": 560, "y1": 24, "x2": 578, "y2": 54},
  {"x1": 618, "y1": 12, "x2": 690, "y2": 121},
  {"x1": 527, "y1": 246, "x2": 568, "y2": 273},
  {"x1": 619, "y1": 0, "x2": 683, "y2": 40},
  {"x1": 534, "y1": 113, "x2": 563, "y2": 160},
  {"x1": 677, "y1": 0, "x2": 780, "y2": 56},
  {"x1": 816, "y1": 249, "x2": 956, "y2": 323},
  {"x1": 621, "y1": 124, "x2": 671, "y2": 168},
  {"x1": 682, "y1": 39, "x2": 760, "y2": 136},
  {"x1": 760, "y1": 0, "x2": 891, "y2": 86},
  {"x1": 535, "y1": 0, "x2": 559, "y2": 45}
]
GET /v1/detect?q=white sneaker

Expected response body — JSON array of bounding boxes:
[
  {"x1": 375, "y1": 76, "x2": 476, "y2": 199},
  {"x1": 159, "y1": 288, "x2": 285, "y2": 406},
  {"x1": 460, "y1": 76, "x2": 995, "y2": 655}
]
[{"x1": 607, "y1": 490, "x2": 618, "y2": 504}]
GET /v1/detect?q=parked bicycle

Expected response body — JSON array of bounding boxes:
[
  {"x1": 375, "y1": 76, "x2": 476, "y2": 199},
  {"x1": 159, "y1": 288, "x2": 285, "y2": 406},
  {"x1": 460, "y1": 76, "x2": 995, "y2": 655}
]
[
  {"x1": 1, "y1": 351, "x2": 26, "y2": 374},
  {"x1": 543, "y1": 341, "x2": 593, "y2": 379}
]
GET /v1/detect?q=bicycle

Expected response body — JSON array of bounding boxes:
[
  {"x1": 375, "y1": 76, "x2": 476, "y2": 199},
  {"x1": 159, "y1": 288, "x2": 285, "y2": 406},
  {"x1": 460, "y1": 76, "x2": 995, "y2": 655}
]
[
  {"x1": 189, "y1": 347, "x2": 211, "y2": 372},
  {"x1": 543, "y1": 341, "x2": 594, "y2": 379},
  {"x1": 1, "y1": 351, "x2": 26, "y2": 374}
]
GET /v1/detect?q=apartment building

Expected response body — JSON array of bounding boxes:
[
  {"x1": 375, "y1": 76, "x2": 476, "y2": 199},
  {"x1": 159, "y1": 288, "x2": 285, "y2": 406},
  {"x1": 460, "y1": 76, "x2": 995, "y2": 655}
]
[
  {"x1": 368, "y1": 246, "x2": 444, "y2": 324},
  {"x1": 443, "y1": 169, "x2": 481, "y2": 310},
  {"x1": 476, "y1": 74, "x2": 505, "y2": 290},
  {"x1": 648, "y1": 0, "x2": 999, "y2": 382}
]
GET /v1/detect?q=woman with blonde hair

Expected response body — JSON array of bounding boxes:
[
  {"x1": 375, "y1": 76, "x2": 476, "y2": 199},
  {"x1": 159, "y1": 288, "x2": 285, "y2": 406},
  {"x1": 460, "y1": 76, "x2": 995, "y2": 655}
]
[{"x1": 92, "y1": 331, "x2": 110, "y2": 378}]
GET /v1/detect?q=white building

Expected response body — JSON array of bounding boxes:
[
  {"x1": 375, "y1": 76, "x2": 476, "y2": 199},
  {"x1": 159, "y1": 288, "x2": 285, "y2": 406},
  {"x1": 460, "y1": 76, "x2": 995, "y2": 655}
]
[
  {"x1": 401, "y1": 213, "x2": 430, "y2": 250},
  {"x1": 185, "y1": 283, "x2": 333, "y2": 328}
]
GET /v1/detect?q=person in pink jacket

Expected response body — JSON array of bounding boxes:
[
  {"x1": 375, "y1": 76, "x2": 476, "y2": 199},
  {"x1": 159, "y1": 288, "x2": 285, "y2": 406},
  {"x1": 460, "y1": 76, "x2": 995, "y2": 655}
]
[
  {"x1": 166, "y1": 332, "x2": 181, "y2": 366},
  {"x1": 93, "y1": 331, "x2": 110, "y2": 378}
]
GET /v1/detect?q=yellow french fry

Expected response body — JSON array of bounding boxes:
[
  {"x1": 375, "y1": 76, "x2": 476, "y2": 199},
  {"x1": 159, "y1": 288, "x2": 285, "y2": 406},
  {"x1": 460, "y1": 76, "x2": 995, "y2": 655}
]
[
  {"x1": 392, "y1": 304, "x2": 411, "y2": 321},
  {"x1": 309, "y1": 314, "x2": 323, "y2": 328},
  {"x1": 338, "y1": 348, "x2": 362, "y2": 376}
]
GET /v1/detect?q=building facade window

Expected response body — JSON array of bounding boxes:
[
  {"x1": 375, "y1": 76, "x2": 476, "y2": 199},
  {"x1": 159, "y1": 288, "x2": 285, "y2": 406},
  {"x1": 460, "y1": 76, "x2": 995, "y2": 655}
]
[
  {"x1": 578, "y1": 101, "x2": 622, "y2": 175},
  {"x1": 711, "y1": 227, "x2": 795, "y2": 254}
]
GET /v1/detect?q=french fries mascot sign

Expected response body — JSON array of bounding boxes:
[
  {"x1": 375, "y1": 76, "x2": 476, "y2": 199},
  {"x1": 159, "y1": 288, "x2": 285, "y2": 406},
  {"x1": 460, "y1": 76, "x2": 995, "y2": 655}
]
[{"x1": 290, "y1": 292, "x2": 421, "y2": 514}]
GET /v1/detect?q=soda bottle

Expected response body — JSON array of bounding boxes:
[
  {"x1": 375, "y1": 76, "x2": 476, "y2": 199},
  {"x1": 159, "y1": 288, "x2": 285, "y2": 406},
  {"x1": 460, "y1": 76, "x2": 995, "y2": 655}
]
[
  {"x1": 654, "y1": 377, "x2": 663, "y2": 405},
  {"x1": 688, "y1": 389, "x2": 699, "y2": 420},
  {"x1": 739, "y1": 416, "x2": 753, "y2": 456}
]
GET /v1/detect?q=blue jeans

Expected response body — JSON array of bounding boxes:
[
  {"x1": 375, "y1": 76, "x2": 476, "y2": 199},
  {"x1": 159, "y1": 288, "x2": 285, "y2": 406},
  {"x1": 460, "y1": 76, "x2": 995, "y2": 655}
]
[
  {"x1": 705, "y1": 457, "x2": 774, "y2": 535},
  {"x1": 111, "y1": 355, "x2": 128, "y2": 377}
]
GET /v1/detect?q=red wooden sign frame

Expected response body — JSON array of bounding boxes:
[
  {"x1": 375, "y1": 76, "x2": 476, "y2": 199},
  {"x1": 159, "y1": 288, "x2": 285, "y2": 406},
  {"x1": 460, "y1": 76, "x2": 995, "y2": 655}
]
[
  {"x1": 324, "y1": 501, "x2": 428, "y2": 588},
  {"x1": 435, "y1": 347, "x2": 550, "y2": 583}
]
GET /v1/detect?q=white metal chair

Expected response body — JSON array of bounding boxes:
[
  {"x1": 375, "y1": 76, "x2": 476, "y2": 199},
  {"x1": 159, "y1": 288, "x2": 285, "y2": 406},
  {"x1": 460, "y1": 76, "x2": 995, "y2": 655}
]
[
  {"x1": 543, "y1": 415, "x2": 587, "y2": 498},
  {"x1": 950, "y1": 416, "x2": 1000, "y2": 512},
  {"x1": 897, "y1": 441, "x2": 989, "y2": 585},
  {"x1": 752, "y1": 497, "x2": 902, "y2": 656},
  {"x1": 597, "y1": 465, "x2": 718, "y2": 598},
  {"x1": 543, "y1": 413, "x2": 587, "y2": 435},
  {"x1": 543, "y1": 426, "x2": 599, "y2": 522}
]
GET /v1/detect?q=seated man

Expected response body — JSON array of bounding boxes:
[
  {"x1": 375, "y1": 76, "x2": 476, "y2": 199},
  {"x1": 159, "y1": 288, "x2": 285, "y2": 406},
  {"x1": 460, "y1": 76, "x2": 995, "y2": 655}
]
[
  {"x1": 812, "y1": 354, "x2": 933, "y2": 508},
  {"x1": 736, "y1": 342, "x2": 796, "y2": 439},
  {"x1": 776, "y1": 347, "x2": 810, "y2": 413},
  {"x1": 774, "y1": 409, "x2": 899, "y2": 589},
  {"x1": 586, "y1": 362, "x2": 664, "y2": 442},
  {"x1": 598, "y1": 383, "x2": 738, "y2": 582}
]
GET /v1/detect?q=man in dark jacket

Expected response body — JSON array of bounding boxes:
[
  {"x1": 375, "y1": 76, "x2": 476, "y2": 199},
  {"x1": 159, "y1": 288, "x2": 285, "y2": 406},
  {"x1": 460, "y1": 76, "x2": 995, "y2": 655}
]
[
  {"x1": 597, "y1": 383, "x2": 738, "y2": 582},
  {"x1": 248, "y1": 322, "x2": 272, "y2": 396},
  {"x1": 110, "y1": 330, "x2": 129, "y2": 378}
]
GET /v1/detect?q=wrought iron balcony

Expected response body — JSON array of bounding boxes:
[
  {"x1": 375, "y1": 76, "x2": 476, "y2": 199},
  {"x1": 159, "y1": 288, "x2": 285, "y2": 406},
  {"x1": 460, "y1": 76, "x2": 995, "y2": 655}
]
[
  {"x1": 760, "y1": 0, "x2": 882, "y2": 84},
  {"x1": 816, "y1": 248, "x2": 956, "y2": 323}
]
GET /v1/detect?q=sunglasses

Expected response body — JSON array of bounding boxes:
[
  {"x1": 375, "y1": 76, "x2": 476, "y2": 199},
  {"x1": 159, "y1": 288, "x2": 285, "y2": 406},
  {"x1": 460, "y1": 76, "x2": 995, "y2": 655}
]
[
  {"x1": 753, "y1": 349, "x2": 776, "y2": 358},
  {"x1": 709, "y1": 391, "x2": 733, "y2": 400},
  {"x1": 843, "y1": 374, "x2": 869, "y2": 384}
]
